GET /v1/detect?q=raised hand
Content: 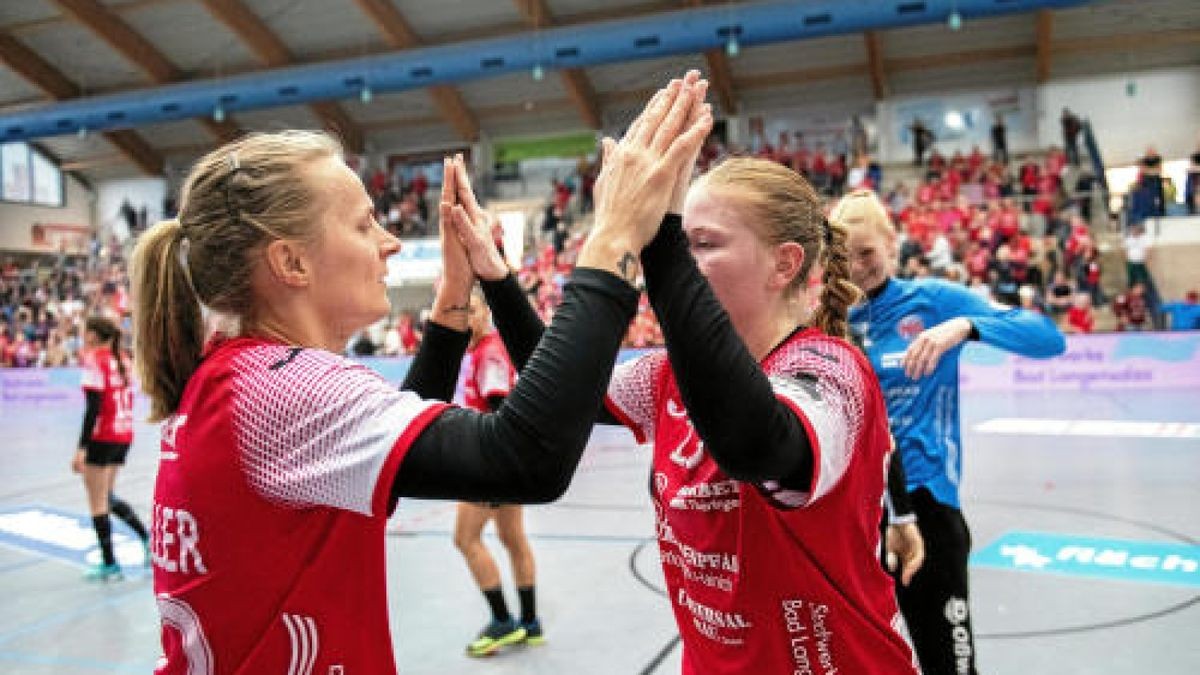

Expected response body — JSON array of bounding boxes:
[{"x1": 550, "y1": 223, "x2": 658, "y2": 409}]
[
  {"x1": 445, "y1": 155, "x2": 509, "y2": 282},
  {"x1": 581, "y1": 70, "x2": 713, "y2": 284},
  {"x1": 430, "y1": 155, "x2": 474, "y2": 330},
  {"x1": 901, "y1": 317, "x2": 973, "y2": 379}
]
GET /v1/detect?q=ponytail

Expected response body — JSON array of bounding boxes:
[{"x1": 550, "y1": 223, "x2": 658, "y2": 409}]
[
  {"x1": 813, "y1": 219, "x2": 860, "y2": 340},
  {"x1": 130, "y1": 218, "x2": 204, "y2": 422},
  {"x1": 84, "y1": 315, "x2": 130, "y2": 388}
]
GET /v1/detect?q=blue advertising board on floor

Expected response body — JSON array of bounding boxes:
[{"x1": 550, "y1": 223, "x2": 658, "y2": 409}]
[{"x1": 972, "y1": 530, "x2": 1200, "y2": 588}]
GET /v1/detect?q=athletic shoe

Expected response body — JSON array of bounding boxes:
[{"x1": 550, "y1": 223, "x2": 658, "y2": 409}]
[
  {"x1": 83, "y1": 563, "x2": 124, "y2": 582},
  {"x1": 466, "y1": 619, "x2": 527, "y2": 657},
  {"x1": 520, "y1": 618, "x2": 546, "y2": 646}
]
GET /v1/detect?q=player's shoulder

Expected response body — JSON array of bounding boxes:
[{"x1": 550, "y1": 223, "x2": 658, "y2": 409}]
[{"x1": 768, "y1": 328, "x2": 861, "y2": 373}]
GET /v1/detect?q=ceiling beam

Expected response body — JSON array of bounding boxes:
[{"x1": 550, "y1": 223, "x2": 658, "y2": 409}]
[
  {"x1": 863, "y1": 31, "x2": 888, "y2": 100},
  {"x1": 1035, "y1": 9, "x2": 1053, "y2": 84},
  {"x1": 197, "y1": 0, "x2": 364, "y2": 152},
  {"x1": 350, "y1": 0, "x2": 480, "y2": 141},
  {"x1": 1052, "y1": 27, "x2": 1200, "y2": 55},
  {"x1": 0, "y1": 31, "x2": 163, "y2": 175},
  {"x1": 50, "y1": 0, "x2": 242, "y2": 143},
  {"x1": 512, "y1": 0, "x2": 605, "y2": 128}
]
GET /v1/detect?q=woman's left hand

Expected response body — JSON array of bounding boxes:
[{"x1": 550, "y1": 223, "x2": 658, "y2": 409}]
[
  {"x1": 901, "y1": 317, "x2": 973, "y2": 379},
  {"x1": 71, "y1": 449, "x2": 85, "y2": 474}
]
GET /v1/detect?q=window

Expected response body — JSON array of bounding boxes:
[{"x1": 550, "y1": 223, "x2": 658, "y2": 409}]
[{"x1": 1, "y1": 142, "x2": 64, "y2": 207}]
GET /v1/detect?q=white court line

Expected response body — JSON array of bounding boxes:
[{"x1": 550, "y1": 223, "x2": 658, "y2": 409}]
[{"x1": 974, "y1": 418, "x2": 1200, "y2": 439}]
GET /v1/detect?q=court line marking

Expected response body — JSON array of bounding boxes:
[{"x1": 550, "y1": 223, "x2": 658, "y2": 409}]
[{"x1": 975, "y1": 418, "x2": 1200, "y2": 439}]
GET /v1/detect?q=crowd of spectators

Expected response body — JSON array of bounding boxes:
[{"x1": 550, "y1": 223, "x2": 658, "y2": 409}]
[
  {"x1": 5, "y1": 131, "x2": 1198, "y2": 368},
  {"x1": 0, "y1": 240, "x2": 131, "y2": 367}
]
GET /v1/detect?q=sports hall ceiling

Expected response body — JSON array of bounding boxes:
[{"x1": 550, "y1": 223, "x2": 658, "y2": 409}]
[{"x1": 0, "y1": 0, "x2": 1196, "y2": 183}]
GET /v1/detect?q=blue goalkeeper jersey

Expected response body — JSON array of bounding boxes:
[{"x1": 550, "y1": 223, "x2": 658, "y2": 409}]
[{"x1": 849, "y1": 278, "x2": 1065, "y2": 508}]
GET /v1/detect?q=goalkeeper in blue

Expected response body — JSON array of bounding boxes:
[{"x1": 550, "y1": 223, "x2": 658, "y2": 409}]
[{"x1": 834, "y1": 189, "x2": 1065, "y2": 675}]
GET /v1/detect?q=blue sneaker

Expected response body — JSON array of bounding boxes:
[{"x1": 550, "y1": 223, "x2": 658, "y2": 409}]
[
  {"x1": 520, "y1": 618, "x2": 545, "y2": 646},
  {"x1": 83, "y1": 563, "x2": 124, "y2": 582},
  {"x1": 466, "y1": 619, "x2": 526, "y2": 657}
]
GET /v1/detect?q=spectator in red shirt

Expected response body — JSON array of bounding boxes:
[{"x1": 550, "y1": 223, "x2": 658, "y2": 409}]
[{"x1": 1065, "y1": 293, "x2": 1095, "y2": 333}]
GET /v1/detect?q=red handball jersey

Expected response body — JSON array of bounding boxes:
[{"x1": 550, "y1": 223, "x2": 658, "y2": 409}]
[
  {"x1": 606, "y1": 328, "x2": 919, "y2": 675},
  {"x1": 461, "y1": 332, "x2": 515, "y2": 413},
  {"x1": 151, "y1": 337, "x2": 447, "y2": 675},
  {"x1": 80, "y1": 346, "x2": 134, "y2": 444}
]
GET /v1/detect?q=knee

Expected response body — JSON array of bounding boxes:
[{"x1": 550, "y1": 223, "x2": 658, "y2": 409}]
[{"x1": 453, "y1": 529, "x2": 482, "y2": 555}]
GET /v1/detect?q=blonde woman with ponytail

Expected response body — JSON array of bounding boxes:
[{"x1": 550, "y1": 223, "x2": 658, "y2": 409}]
[
  {"x1": 450, "y1": 130, "x2": 918, "y2": 669},
  {"x1": 836, "y1": 188, "x2": 1065, "y2": 675},
  {"x1": 133, "y1": 73, "x2": 711, "y2": 674}
]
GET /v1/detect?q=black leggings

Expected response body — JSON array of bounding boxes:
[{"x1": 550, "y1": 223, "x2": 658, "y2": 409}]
[{"x1": 896, "y1": 488, "x2": 977, "y2": 675}]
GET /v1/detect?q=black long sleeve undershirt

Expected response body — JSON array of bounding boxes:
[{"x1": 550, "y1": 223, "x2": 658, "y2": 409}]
[
  {"x1": 479, "y1": 272, "x2": 622, "y2": 425},
  {"x1": 477, "y1": 215, "x2": 816, "y2": 488},
  {"x1": 392, "y1": 268, "x2": 638, "y2": 504},
  {"x1": 401, "y1": 321, "x2": 470, "y2": 402},
  {"x1": 640, "y1": 215, "x2": 815, "y2": 488},
  {"x1": 78, "y1": 390, "x2": 102, "y2": 447},
  {"x1": 886, "y1": 448, "x2": 915, "y2": 523}
]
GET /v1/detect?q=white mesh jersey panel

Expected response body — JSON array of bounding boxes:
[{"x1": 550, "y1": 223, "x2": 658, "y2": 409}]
[
  {"x1": 229, "y1": 346, "x2": 439, "y2": 516},
  {"x1": 477, "y1": 355, "x2": 513, "y2": 399},
  {"x1": 760, "y1": 338, "x2": 867, "y2": 508},
  {"x1": 606, "y1": 351, "x2": 669, "y2": 440}
]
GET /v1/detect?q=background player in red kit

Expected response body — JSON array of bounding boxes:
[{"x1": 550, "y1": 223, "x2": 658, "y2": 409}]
[
  {"x1": 446, "y1": 76, "x2": 917, "y2": 674},
  {"x1": 130, "y1": 75, "x2": 711, "y2": 675},
  {"x1": 454, "y1": 293, "x2": 546, "y2": 656},
  {"x1": 73, "y1": 316, "x2": 150, "y2": 581}
]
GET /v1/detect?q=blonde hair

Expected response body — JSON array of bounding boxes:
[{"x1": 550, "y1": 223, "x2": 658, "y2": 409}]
[
  {"x1": 695, "y1": 157, "x2": 860, "y2": 339},
  {"x1": 829, "y1": 188, "x2": 895, "y2": 239},
  {"x1": 131, "y1": 131, "x2": 342, "y2": 421}
]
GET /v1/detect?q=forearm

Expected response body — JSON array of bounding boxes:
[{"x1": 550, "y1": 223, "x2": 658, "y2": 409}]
[
  {"x1": 640, "y1": 215, "x2": 813, "y2": 484},
  {"x1": 400, "y1": 321, "x2": 469, "y2": 402},
  {"x1": 480, "y1": 273, "x2": 543, "y2": 371},
  {"x1": 886, "y1": 448, "x2": 915, "y2": 525},
  {"x1": 78, "y1": 390, "x2": 101, "y2": 447},
  {"x1": 394, "y1": 268, "x2": 638, "y2": 503},
  {"x1": 972, "y1": 309, "x2": 1066, "y2": 357}
]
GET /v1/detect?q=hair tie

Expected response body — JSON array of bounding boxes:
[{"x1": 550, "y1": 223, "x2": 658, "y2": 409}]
[
  {"x1": 822, "y1": 218, "x2": 833, "y2": 247},
  {"x1": 177, "y1": 234, "x2": 200, "y2": 296}
]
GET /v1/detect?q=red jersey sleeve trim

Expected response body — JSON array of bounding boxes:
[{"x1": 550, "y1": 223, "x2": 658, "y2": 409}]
[
  {"x1": 371, "y1": 401, "x2": 451, "y2": 517},
  {"x1": 604, "y1": 395, "x2": 647, "y2": 444}
]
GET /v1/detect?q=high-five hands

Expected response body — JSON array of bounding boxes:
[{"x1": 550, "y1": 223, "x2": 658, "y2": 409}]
[{"x1": 577, "y1": 70, "x2": 713, "y2": 284}]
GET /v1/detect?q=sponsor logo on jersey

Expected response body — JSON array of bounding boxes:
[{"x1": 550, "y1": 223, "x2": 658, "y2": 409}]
[{"x1": 897, "y1": 315, "x2": 925, "y2": 340}]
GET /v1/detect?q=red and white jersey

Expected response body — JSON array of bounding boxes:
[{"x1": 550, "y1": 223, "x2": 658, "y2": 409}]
[
  {"x1": 606, "y1": 328, "x2": 918, "y2": 675},
  {"x1": 80, "y1": 345, "x2": 134, "y2": 444},
  {"x1": 461, "y1": 332, "x2": 515, "y2": 413},
  {"x1": 151, "y1": 336, "x2": 448, "y2": 675}
]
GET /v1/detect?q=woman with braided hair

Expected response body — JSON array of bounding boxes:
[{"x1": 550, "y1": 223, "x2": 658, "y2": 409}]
[{"x1": 447, "y1": 140, "x2": 919, "y2": 671}]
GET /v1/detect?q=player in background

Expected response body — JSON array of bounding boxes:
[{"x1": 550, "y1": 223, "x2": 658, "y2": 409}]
[
  {"x1": 132, "y1": 74, "x2": 711, "y2": 674},
  {"x1": 444, "y1": 103, "x2": 919, "y2": 672},
  {"x1": 834, "y1": 189, "x2": 1065, "y2": 674},
  {"x1": 454, "y1": 293, "x2": 546, "y2": 656},
  {"x1": 73, "y1": 316, "x2": 149, "y2": 581}
]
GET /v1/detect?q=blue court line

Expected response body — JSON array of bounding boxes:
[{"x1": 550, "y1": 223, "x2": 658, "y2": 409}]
[
  {"x1": 0, "y1": 584, "x2": 149, "y2": 649},
  {"x1": 0, "y1": 649, "x2": 155, "y2": 673}
]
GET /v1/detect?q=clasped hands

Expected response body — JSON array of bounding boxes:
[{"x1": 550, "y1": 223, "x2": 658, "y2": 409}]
[{"x1": 435, "y1": 70, "x2": 713, "y2": 300}]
